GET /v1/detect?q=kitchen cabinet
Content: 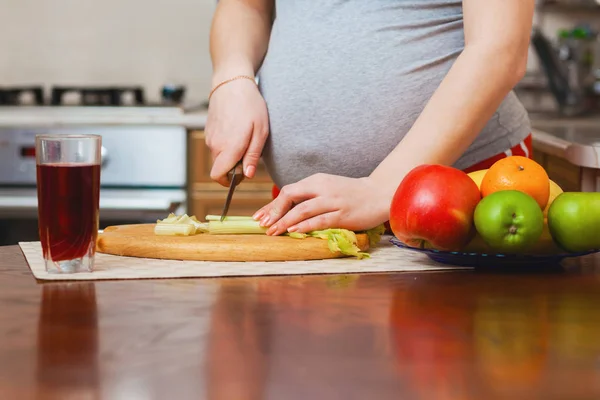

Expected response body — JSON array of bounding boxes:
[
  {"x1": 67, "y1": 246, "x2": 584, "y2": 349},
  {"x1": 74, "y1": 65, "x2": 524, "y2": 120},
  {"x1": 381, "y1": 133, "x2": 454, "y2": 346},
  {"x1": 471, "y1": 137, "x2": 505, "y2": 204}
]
[
  {"x1": 530, "y1": 124, "x2": 600, "y2": 193},
  {"x1": 532, "y1": 151, "x2": 582, "y2": 192},
  {"x1": 533, "y1": 148, "x2": 600, "y2": 193},
  {"x1": 187, "y1": 130, "x2": 275, "y2": 217}
]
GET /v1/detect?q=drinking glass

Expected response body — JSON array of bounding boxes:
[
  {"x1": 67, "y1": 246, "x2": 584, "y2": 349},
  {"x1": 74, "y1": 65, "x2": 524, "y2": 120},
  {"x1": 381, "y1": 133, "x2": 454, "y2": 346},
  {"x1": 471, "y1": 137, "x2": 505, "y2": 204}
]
[{"x1": 36, "y1": 134, "x2": 102, "y2": 273}]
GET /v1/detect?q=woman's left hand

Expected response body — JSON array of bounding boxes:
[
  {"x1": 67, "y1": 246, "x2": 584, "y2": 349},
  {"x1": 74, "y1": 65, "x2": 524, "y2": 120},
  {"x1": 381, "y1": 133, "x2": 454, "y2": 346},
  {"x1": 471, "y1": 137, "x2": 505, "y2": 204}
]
[{"x1": 253, "y1": 173, "x2": 389, "y2": 236}]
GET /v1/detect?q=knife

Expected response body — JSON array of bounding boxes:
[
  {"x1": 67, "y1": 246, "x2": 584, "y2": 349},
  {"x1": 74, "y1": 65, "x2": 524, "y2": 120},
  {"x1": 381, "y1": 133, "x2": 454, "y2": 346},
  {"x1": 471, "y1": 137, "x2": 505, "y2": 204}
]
[{"x1": 220, "y1": 160, "x2": 244, "y2": 222}]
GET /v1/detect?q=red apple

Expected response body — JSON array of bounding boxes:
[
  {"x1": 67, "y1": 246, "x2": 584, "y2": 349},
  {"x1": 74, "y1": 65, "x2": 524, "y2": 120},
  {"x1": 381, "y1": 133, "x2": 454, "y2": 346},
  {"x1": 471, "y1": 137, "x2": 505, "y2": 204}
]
[
  {"x1": 389, "y1": 164, "x2": 481, "y2": 251},
  {"x1": 272, "y1": 184, "x2": 280, "y2": 199}
]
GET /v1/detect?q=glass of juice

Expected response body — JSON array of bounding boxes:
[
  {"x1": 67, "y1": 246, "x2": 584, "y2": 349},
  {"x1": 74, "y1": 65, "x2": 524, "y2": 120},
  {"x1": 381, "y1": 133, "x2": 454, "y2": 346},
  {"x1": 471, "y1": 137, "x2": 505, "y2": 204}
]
[{"x1": 36, "y1": 134, "x2": 102, "y2": 273}]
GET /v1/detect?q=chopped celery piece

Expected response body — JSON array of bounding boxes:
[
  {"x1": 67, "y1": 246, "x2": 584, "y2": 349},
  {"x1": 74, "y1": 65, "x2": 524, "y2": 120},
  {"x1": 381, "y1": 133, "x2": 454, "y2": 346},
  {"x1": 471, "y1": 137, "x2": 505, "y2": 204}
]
[
  {"x1": 156, "y1": 213, "x2": 208, "y2": 234},
  {"x1": 316, "y1": 229, "x2": 369, "y2": 259},
  {"x1": 193, "y1": 223, "x2": 209, "y2": 234},
  {"x1": 176, "y1": 214, "x2": 206, "y2": 231},
  {"x1": 293, "y1": 228, "x2": 370, "y2": 259},
  {"x1": 208, "y1": 220, "x2": 267, "y2": 235},
  {"x1": 154, "y1": 223, "x2": 196, "y2": 236},
  {"x1": 365, "y1": 224, "x2": 386, "y2": 247},
  {"x1": 307, "y1": 230, "x2": 330, "y2": 240},
  {"x1": 157, "y1": 213, "x2": 179, "y2": 224},
  {"x1": 205, "y1": 215, "x2": 255, "y2": 222},
  {"x1": 287, "y1": 232, "x2": 308, "y2": 239},
  {"x1": 158, "y1": 213, "x2": 191, "y2": 225}
]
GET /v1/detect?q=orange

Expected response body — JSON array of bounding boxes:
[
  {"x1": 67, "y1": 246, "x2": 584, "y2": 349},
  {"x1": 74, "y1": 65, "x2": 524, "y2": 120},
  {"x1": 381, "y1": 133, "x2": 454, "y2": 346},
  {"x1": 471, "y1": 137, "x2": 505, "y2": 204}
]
[{"x1": 481, "y1": 156, "x2": 550, "y2": 210}]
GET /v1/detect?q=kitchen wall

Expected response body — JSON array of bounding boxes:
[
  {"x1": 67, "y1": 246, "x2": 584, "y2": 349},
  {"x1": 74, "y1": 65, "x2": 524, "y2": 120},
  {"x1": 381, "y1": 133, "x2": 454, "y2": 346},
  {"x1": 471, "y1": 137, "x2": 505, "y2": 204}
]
[
  {"x1": 521, "y1": 6, "x2": 600, "y2": 112},
  {"x1": 0, "y1": 0, "x2": 216, "y2": 104},
  {"x1": 528, "y1": 8, "x2": 600, "y2": 73}
]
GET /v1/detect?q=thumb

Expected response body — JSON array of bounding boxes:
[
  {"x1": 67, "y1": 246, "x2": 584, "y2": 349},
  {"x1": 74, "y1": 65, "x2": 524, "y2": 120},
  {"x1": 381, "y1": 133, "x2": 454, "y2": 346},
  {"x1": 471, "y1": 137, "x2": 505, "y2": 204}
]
[
  {"x1": 242, "y1": 123, "x2": 268, "y2": 179},
  {"x1": 211, "y1": 148, "x2": 244, "y2": 187}
]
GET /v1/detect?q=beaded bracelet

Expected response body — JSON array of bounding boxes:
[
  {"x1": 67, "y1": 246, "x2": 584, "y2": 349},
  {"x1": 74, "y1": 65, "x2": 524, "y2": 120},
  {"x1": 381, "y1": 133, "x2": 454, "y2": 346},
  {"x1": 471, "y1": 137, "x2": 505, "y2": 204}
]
[{"x1": 208, "y1": 75, "x2": 256, "y2": 102}]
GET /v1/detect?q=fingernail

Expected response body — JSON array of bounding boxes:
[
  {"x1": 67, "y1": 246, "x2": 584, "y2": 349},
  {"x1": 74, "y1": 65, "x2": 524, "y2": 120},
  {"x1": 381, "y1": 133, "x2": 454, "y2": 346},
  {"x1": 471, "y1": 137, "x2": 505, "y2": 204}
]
[
  {"x1": 260, "y1": 216, "x2": 271, "y2": 227},
  {"x1": 287, "y1": 226, "x2": 298, "y2": 233},
  {"x1": 245, "y1": 165, "x2": 256, "y2": 178},
  {"x1": 267, "y1": 224, "x2": 278, "y2": 235},
  {"x1": 253, "y1": 210, "x2": 264, "y2": 220}
]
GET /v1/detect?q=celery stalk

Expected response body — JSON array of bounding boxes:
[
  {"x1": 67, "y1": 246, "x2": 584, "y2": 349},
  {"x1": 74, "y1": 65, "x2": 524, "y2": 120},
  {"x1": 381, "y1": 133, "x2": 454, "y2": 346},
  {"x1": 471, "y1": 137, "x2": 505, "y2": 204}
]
[
  {"x1": 205, "y1": 215, "x2": 255, "y2": 222},
  {"x1": 208, "y1": 220, "x2": 268, "y2": 235}
]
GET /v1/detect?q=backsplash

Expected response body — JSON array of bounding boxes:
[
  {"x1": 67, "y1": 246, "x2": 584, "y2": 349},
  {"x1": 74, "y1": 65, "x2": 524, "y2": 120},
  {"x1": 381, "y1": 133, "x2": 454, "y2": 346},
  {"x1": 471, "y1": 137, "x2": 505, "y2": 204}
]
[{"x1": 0, "y1": 0, "x2": 216, "y2": 104}]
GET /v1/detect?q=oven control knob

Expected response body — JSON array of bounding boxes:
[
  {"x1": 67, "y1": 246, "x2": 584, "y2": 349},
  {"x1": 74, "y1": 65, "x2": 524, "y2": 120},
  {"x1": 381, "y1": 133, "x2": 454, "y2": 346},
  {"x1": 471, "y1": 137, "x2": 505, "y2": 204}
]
[{"x1": 101, "y1": 146, "x2": 109, "y2": 168}]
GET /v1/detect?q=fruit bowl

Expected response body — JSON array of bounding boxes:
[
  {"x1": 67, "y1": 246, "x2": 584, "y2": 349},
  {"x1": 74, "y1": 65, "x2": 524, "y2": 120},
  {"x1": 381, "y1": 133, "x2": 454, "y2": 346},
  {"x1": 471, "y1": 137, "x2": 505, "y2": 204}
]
[{"x1": 390, "y1": 237, "x2": 599, "y2": 269}]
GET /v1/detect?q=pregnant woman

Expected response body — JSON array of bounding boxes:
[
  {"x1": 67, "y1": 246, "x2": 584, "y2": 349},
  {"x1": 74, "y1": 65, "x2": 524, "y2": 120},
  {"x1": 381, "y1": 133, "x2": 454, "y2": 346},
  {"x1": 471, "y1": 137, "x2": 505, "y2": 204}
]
[{"x1": 205, "y1": 0, "x2": 535, "y2": 235}]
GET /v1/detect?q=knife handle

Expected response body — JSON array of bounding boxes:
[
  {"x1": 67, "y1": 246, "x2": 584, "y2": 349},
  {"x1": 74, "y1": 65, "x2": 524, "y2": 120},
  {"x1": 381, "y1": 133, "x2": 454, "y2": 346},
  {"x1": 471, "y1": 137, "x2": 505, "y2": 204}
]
[{"x1": 228, "y1": 161, "x2": 244, "y2": 186}]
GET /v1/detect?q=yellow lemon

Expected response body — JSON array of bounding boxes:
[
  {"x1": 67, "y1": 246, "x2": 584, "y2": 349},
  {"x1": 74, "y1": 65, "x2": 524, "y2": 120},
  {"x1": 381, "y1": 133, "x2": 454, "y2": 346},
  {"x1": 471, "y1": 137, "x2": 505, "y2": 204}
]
[
  {"x1": 467, "y1": 169, "x2": 488, "y2": 191},
  {"x1": 543, "y1": 180, "x2": 563, "y2": 218}
]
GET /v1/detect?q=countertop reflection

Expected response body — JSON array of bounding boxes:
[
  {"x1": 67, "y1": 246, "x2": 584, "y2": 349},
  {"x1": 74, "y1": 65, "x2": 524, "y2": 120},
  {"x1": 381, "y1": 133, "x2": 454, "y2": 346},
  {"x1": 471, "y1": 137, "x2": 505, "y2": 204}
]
[{"x1": 1, "y1": 246, "x2": 600, "y2": 399}]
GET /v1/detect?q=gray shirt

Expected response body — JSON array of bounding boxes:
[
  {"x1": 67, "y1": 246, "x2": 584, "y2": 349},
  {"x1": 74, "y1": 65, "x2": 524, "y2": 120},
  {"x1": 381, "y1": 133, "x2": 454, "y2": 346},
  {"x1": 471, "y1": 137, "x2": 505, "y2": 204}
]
[{"x1": 257, "y1": 0, "x2": 531, "y2": 187}]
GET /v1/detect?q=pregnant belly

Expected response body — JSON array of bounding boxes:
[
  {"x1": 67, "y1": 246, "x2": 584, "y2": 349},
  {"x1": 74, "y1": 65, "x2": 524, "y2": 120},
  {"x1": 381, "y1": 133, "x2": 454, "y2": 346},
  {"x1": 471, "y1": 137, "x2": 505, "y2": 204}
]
[
  {"x1": 262, "y1": 108, "x2": 410, "y2": 186},
  {"x1": 257, "y1": 42, "x2": 453, "y2": 187},
  {"x1": 259, "y1": 78, "x2": 439, "y2": 187}
]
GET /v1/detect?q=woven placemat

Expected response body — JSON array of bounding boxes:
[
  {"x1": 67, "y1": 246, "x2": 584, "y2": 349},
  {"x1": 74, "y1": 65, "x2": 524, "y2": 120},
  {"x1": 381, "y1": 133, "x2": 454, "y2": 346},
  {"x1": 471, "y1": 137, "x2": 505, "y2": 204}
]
[{"x1": 18, "y1": 237, "x2": 466, "y2": 281}]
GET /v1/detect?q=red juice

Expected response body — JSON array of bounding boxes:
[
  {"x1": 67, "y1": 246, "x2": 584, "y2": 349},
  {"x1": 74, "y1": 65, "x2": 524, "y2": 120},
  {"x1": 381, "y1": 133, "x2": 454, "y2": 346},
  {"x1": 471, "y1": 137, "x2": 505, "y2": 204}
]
[{"x1": 36, "y1": 163, "x2": 101, "y2": 262}]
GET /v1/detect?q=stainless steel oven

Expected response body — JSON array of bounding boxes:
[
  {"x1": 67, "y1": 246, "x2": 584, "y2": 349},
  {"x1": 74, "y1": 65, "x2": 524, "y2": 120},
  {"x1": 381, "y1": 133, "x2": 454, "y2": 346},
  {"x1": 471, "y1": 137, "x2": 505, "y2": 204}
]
[{"x1": 0, "y1": 106, "x2": 188, "y2": 245}]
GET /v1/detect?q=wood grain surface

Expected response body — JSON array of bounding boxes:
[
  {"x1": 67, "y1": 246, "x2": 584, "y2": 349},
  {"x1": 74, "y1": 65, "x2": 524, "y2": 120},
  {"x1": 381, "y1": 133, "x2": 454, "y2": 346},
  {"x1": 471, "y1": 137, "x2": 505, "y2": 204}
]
[
  {"x1": 3, "y1": 245, "x2": 600, "y2": 399},
  {"x1": 96, "y1": 224, "x2": 370, "y2": 262}
]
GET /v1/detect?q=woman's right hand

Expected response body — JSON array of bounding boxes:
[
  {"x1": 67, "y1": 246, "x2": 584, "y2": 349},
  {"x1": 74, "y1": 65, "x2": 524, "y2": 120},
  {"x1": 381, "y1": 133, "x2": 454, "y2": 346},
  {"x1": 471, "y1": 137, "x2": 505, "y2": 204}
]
[{"x1": 205, "y1": 78, "x2": 270, "y2": 187}]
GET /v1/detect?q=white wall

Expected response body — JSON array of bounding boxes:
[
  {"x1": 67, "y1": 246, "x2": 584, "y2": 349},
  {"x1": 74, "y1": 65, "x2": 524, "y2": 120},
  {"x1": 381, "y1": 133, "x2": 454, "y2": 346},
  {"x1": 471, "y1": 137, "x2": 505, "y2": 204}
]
[{"x1": 0, "y1": 0, "x2": 216, "y2": 104}]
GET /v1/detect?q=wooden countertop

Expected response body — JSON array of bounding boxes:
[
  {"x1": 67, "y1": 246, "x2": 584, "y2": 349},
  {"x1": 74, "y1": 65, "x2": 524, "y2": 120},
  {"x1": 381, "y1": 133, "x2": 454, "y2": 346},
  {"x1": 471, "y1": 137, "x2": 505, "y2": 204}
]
[{"x1": 2, "y1": 245, "x2": 600, "y2": 399}]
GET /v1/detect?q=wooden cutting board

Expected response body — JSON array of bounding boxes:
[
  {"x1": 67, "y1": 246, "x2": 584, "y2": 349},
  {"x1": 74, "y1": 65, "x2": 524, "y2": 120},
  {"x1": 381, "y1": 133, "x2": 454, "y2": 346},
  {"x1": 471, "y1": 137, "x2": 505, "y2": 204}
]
[{"x1": 96, "y1": 224, "x2": 370, "y2": 262}]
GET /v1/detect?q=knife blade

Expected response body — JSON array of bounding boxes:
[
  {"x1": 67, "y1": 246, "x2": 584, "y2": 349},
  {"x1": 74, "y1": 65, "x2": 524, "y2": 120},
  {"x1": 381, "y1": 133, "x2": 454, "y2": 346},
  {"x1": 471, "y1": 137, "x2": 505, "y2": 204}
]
[{"x1": 220, "y1": 160, "x2": 244, "y2": 222}]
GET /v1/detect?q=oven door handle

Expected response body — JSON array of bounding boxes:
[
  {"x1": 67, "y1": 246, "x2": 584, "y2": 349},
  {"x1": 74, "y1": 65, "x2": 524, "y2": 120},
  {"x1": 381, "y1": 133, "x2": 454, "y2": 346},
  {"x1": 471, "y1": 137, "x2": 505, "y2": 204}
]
[
  {"x1": 0, "y1": 197, "x2": 183, "y2": 211},
  {"x1": 100, "y1": 197, "x2": 182, "y2": 212},
  {"x1": 0, "y1": 197, "x2": 38, "y2": 209}
]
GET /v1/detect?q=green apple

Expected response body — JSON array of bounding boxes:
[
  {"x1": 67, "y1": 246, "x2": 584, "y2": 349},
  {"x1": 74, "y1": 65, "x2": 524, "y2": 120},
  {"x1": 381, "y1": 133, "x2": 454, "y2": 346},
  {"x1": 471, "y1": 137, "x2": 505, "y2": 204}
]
[
  {"x1": 547, "y1": 192, "x2": 600, "y2": 253},
  {"x1": 474, "y1": 190, "x2": 544, "y2": 254}
]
